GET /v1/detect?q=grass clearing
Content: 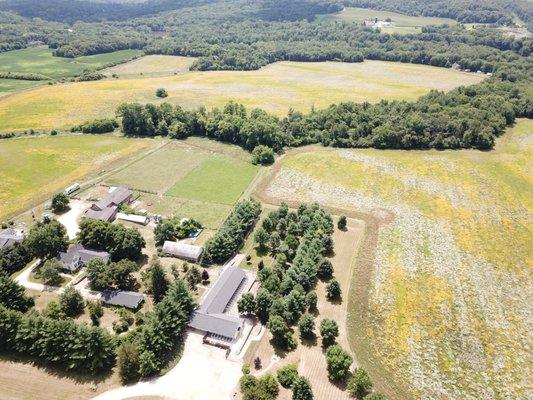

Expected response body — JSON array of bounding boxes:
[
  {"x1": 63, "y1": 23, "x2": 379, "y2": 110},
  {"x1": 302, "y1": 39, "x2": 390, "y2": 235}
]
[
  {"x1": 165, "y1": 156, "x2": 259, "y2": 204},
  {"x1": 255, "y1": 119, "x2": 533, "y2": 399},
  {"x1": 321, "y1": 7, "x2": 456, "y2": 33},
  {"x1": 0, "y1": 60, "x2": 484, "y2": 131},
  {"x1": 0, "y1": 79, "x2": 47, "y2": 97},
  {"x1": 0, "y1": 47, "x2": 143, "y2": 79},
  {"x1": 103, "y1": 55, "x2": 196, "y2": 78},
  {"x1": 0, "y1": 135, "x2": 154, "y2": 222}
]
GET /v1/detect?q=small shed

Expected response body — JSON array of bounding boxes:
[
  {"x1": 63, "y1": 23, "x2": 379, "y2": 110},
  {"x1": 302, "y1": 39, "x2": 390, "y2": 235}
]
[
  {"x1": 100, "y1": 290, "x2": 144, "y2": 309},
  {"x1": 116, "y1": 212, "x2": 149, "y2": 225},
  {"x1": 163, "y1": 240, "x2": 203, "y2": 262}
]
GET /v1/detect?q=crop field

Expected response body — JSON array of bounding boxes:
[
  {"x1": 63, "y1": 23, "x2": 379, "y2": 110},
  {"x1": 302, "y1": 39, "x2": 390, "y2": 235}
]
[
  {"x1": 0, "y1": 59, "x2": 484, "y2": 131},
  {"x1": 106, "y1": 139, "x2": 258, "y2": 229},
  {"x1": 103, "y1": 55, "x2": 196, "y2": 78},
  {"x1": 0, "y1": 135, "x2": 153, "y2": 222},
  {"x1": 322, "y1": 7, "x2": 456, "y2": 34},
  {"x1": 0, "y1": 47, "x2": 143, "y2": 79},
  {"x1": 255, "y1": 119, "x2": 533, "y2": 400}
]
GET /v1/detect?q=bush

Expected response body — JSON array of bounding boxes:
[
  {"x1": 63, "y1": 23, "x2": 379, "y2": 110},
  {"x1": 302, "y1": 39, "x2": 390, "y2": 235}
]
[
  {"x1": 59, "y1": 286, "x2": 85, "y2": 317},
  {"x1": 87, "y1": 300, "x2": 104, "y2": 326},
  {"x1": 117, "y1": 342, "x2": 140, "y2": 383},
  {"x1": 298, "y1": 313, "x2": 315, "y2": 339},
  {"x1": 348, "y1": 368, "x2": 373, "y2": 398},
  {"x1": 337, "y1": 215, "x2": 347, "y2": 230},
  {"x1": 276, "y1": 363, "x2": 298, "y2": 388},
  {"x1": 73, "y1": 118, "x2": 118, "y2": 134},
  {"x1": 251, "y1": 145, "x2": 275, "y2": 165},
  {"x1": 363, "y1": 393, "x2": 387, "y2": 400},
  {"x1": 51, "y1": 192, "x2": 69, "y2": 213},
  {"x1": 325, "y1": 345, "x2": 353, "y2": 381},
  {"x1": 292, "y1": 376, "x2": 313, "y2": 400},
  {"x1": 320, "y1": 318, "x2": 338, "y2": 347},
  {"x1": 155, "y1": 88, "x2": 168, "y2": 98},
  {"x1": 326, "y1": 279, "x2": 341, "y2": 301}
]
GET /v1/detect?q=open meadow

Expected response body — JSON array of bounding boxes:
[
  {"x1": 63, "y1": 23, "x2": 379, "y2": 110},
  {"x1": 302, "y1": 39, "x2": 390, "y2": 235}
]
[
  {"x1": 0, "y1": 47, "x2": 142, "y2": 80},
  {"x1": 106, "y1": 138, "x2": 259, "y2": 229},
  {"x1": 0, "y1": 135, "x2": 155, "y2": 222},
  {"x1": 321, "y1": 7, "x2": 457, "y2": 34},
  {"x1": 255, "y1": 119, "x2": 533, "y2": 400},
  {"x1": 103, "y1": 55, "x2": 196, "y2": 78},
  {"x1": 0, "y1": 59, "x2": 484, "y2": 131}
]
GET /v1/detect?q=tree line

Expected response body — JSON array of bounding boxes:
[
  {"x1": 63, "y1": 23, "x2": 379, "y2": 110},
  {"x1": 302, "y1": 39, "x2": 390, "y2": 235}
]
[
  {"x1": 115, "y1": 76, "x2": 531, "y2": 152},
  {"x1": 202, "y1": 199, "x2": 262, "y2": 264}
]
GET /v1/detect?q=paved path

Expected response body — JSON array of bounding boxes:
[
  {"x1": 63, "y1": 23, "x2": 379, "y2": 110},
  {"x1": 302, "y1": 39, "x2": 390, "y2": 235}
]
[{"x1": 93, "y1": 333, "x2": 242, "y2": 400}]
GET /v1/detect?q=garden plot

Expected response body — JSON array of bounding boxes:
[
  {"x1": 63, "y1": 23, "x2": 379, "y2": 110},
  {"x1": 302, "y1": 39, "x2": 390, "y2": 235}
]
[{"x1": 255, "y1": 119, "x2": 533, "y2": 400}]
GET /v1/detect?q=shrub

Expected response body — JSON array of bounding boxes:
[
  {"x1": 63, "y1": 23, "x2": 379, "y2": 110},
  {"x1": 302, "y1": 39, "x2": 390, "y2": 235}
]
[
  {"x1": 276, "y1": 363, "x2": 299, "y2": 388},
  {"x1": 363, "y1": 393, "x2": 387, "y2": 400},
  {"x1": 87, "y1": 300, "x2": 104, "y2": 326},
  {"x1": 51, "y1": 192, "x2": 69, "y2": 213},
  {"x1": 155, "y1": 88, "x2": 168, "y2": 98},
  {"x1": 292, "y1": 376, "x2": 313, "y2": 400},
  {"x1": 337, "y1": 215, "x2": 347, "y2": 230},
  {"x1": 348, "y1": 368, "x2": 373, "y2": 398},
  {"x1": 298, "y1": 313, "x2": 315, "y2": 339},
  {"x1": 326, "y1": 279, "x2": 341, "y2": 301},
  {"x1": 325, "y1": 345, "x2": 353, "y2": 381},
  {"x1": 251, "y1": 145, "x2": 275, "y2": 165},
  {"x1": 117, "y1": 342, "x2": 140, "y2": 383},
  {"x1": 59, "y1": 286, "x2": 85, "y2": 317},
  {"x1": 320, "y1": 318, "x2": 338, "y2": 347},
  {"x1": 73, "y1": 118, "x2": 118, "y2": 134}
]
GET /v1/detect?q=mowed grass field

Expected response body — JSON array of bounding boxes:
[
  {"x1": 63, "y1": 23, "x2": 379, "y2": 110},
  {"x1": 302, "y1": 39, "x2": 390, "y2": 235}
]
[
  {"x1": 0, "y1": 79, "x2": 46, "y2": 97},
  {"x1": 321, "y1": 7, "x2": 456, "y2": 34},
  {"x1": 106, "y1": 139, "x2": 258, "y2": 228},
  {"x1": 0, "y1": 59, "x2": 484, "y2": 131},
  {"x1": 258, "y1": 119, "x2": 533, "y2": 399},
  {"x1": 103, "y1": 55, "x2": 196, "y2": 78},
  {"x1": 0, "y1": 47, "x2": 143, "y2": 80},
  {"x1": 0, "y1": 135, "x2": 153, "y2": 222}
]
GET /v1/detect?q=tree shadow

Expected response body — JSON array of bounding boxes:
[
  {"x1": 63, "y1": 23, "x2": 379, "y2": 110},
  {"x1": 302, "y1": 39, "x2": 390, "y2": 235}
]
[
  {"x1": 0, "y1": 351, "x2": 114, "y2": 385},
  {"x1": 300, "y1": 334, "x2": 317, "y2": 348}
]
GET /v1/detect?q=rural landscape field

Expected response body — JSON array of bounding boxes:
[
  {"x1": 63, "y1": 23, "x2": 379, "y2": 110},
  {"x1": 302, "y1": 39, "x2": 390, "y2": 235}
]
[
  {"x1": 0, "y1": 1, "x2": 531, "y2": 400},
  {"x1": 257, "y1": 118, "x2": 533, "y2": 399},
  {"x1": 0, "y1": 58, "x2": 483, "y2": 131}
]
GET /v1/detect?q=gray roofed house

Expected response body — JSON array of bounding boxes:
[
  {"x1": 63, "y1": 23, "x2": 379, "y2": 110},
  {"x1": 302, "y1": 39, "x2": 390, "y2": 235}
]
[
  {"x1": 188, "y1": 265, "x2": 247, "y2": 344},
  {"x1": 58, "y1": 244, "x2": 110, "y2": 272},
  {"x1": 84, "y1": 186, "x2": 133, "y2": 222},
  {"x1": 100, "y1": 289, "x2": 144, "y2": 309},
  {"x1": 0, "y1": 228, "x2": 24, "y2": 250}
]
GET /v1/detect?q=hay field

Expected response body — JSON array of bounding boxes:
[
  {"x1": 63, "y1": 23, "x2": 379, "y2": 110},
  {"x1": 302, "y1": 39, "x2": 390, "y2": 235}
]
[
  {"x1": 103, "y1": 55, "x2": 196, "y2": 78},
  {"x1": 0, "y1": 47, "x2": 142, "y2": 79},
  {"x1": 256, "y1": 119, "x2": 533, "y2": 399},
  {"x1": 322, "y1": 7, "x2": 456, "y2": 34},
  {"x1": 0, "y1": 60, "x2": 484, "y2": 131},
  {"x1": 0, "y1": 135, "x2": 153, "y2": 222},
  {"x1": 106, "y1": 139, "x2": 258, "y2": 229},
  {"x1": 0, "y1": 79, "x2": 46, "y2": 97}
]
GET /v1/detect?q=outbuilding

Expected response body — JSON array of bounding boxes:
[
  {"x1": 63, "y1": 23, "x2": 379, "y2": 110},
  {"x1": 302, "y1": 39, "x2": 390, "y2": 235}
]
[{"x1": 162, "y1": 240, "x2": 204, "y2": 263}]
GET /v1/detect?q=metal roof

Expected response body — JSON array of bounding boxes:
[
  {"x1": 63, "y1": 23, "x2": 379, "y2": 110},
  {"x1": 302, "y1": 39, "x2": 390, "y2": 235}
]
[
  {"x1": 188, "y1": 265, "x2": 247, "y2": 340},
  {"x1": 100, "y1": 289, "x2": 144, "y2": 309},
  {"x1": 84, "y1": 205, "x2": 118, "y2": 222}
]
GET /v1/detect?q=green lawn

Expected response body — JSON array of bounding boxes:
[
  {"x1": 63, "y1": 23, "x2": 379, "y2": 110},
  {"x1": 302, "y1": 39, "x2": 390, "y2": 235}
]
[
  {"x1": 0, "y1": 79, "x2": 47, "y2": 97},
  {"x1": 107, "y1": 141, "x2": 209, "y2": 193},
  {"x1": 0, "y1": 135, "x2": 152, "y2": 222},
  {"x1": 165, "y1": 156, "x2": 259, "y2": 205},
  {"x1": 0, "y1": 47, "x2": 143, "y2": 79}
]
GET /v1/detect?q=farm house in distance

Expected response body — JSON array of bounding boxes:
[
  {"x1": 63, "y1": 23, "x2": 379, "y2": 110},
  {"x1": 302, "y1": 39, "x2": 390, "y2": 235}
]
[{"x1": 57, "y1": 244, "x2": 110, "y2": 272}]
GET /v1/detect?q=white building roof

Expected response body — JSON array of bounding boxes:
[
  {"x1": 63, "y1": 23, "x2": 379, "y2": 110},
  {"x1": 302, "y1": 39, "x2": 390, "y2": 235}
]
[
  {"x1": 116, "y1": 213, "x2": 149, "y2": 225},
  {"x1": 163, "y1": 240, "x2": 203, "y2": 262}
]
